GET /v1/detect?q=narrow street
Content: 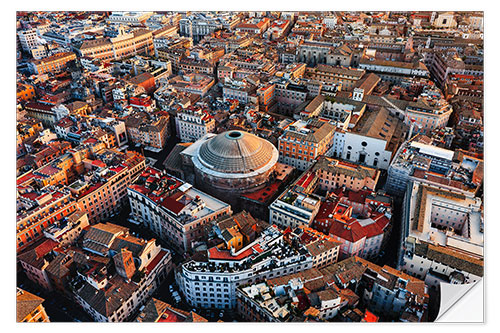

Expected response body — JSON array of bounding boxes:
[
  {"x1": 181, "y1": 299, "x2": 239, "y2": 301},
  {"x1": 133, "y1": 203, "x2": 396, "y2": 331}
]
[
  {"x1": 128, "y1": 132, "x2": 180, "y2": 171},
  {"x1": 17, "y1": 271, "x2": 93, "y2": 322}
]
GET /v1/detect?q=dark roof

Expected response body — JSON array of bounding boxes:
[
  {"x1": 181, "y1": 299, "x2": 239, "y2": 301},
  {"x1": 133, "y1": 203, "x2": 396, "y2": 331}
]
[
  {"x1": 45, "y1": 252, "x2": 72, "y2": 279},
  {"x1": 414, "y1": 242, "x2": 483, "y2": 276},
  {"x1": 110, "y1": 235, "x2": 147, "y2": 258},
  {"x1": 351, "y1": 107, "x2": 408, "y2": 153},
  {"x1": 135, "y1": 298, "x2": 169, "y2": 322},
  {"x1": 76, "y1": 275, "x2": 138, "y2": 318},
  {"x1": 164, "y1": 143, "x2": 192, "y2": 173}
]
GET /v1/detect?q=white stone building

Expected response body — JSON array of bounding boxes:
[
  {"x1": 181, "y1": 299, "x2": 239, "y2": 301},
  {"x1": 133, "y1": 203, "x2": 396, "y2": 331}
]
[{"x1": 175, "y1": 225, "x2": 314, "y2": 309}]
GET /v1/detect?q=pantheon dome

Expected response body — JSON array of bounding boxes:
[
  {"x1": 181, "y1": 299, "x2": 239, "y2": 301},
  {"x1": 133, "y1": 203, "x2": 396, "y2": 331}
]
[{"x1": 190, "y1": 130, "x2": 279, "y2": 195}]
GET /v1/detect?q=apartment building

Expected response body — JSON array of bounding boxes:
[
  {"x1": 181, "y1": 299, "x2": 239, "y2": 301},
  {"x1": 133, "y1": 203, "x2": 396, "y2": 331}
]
[
  {"x1": 18, "y1": 28, "x2": 39, "y2": 52},
  {"x1": 287, "y1": 226, "x2": 341, "y2": 269},
  {"x1": 269, "y1": 172, "x2": 321, "y2": 229},
  {"x1": 42, "y1": 210, "x2": 90, "y2": 247},
  {"x1": 17, "y1": 239, "x2": 60, "y2": 291},
  {"x1": 73, "y1": 27, "x2": 154, "y2": 61},
  {"x1": 424, "y1": 51, "x2": 483, "y2": 88},
  {"x1": 236, "y1": 265, "x2": 353, "y2": 322},
  {"x1": 274, "y1": 80, "x2": 308, "y2": 116},
  {"x1": 29, "y1": 52, "x2": 77, "y2": 75},
  {"x1": 359, "y1": 57, "x2": 430, "y2": 83},
  {"x1": 24, "y1": 102, "x2": 70, "y2": 128},
  {"x1": 127, "y1": 167, "x2": 232, "y2": 252},
  {"x1": 69, "y1": 150, "x2": 146, "y2": 223},
  {"x1": 401, "y1": 236, "x2": 483, "y2": 290},
  {"x1": 311, "y1": 193, "x2": 392, "y2": 260},
  {"x1": 301, "y1": 95, "x2": 366, "y2": 130},
  {"x1": 400, "y1": 180, "x2": 483, "y2": 285},
  {"x1": 126, "y1": 113, "x2": 170, "y2": 149},
  {"x1": 403, "y1": 99, "x2": 453, "y2": 135},
  {"x1": 341, "y1": 257, "x2": 428, "y2": 321},
  {"x1": 278, "y1": 119, "x2": 335, "y2": 171},
  {"x1": 175, "y1": 225, "x2": 314, "y2": 310},
  {"x1": 107, "y1": 11, "x2": 154, "y2": 25},
  {"x1": 16, "y1": 188, "x2": 78, "y2": 252},
  {"x1": 72, "y1": 223, "x2": 172, "y2": 322},
  {"x1": 169, "y1": 73, "x2": 215, "y2": 96},
  {"x1": 312, "y1": 156, "x2": 380, "y2": 193},
  {"x1": 176, "y1": 107, "x2": 215, "y2": 143},
  {"x1": 306, "y1": 64, "x2": 365, "y2": 91},
  {"x1": 235, "y1": 17, "x2": 271, "y2": 34},
  {"x1": 386, "y1": 138, "x2": 483, "y2": 196},
  {"x1": 222, "y1": 78, "x2": 256, "y2": 104}
]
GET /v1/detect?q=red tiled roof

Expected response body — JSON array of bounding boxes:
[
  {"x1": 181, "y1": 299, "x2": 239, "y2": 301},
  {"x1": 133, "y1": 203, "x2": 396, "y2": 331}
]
[
  {"x1": 296, "y1": 172, "x2": 315, "y2": 188},
  {"x1": 16, "y1": 171, "x2": 35, "y2": 185},
  {"x1": 372, "y1": 213, "x2": 391, "y2": 230},
  {"x1": 35, "y1": 239, "x2": 59, "y2": 258},
  {"x1": 157, "y1": 307, "x2": 185, "y2": 322},
  {"x1": 240, "y1": 181, "x2": 281, "y2": 203},
  {"x1": 25, "y1": 102, "x2": 53, "y2": 111},
  {"x1": 38, "y1": 165, "x2": 61, "y2": 176},
  {"x1": 145, "y1": 250, "x2": 168, "y2": 275},
  {"x1": 208, "y1": 246, "x2": 254, "y2": 261},
  {"x1": 160, "y1": 197, "x2": 185, "y2": 215},
  {"x1": 347, "y1": 190, "x2": 369, "y2": 205},
  {"x1": 20, "y1": 191, "x2": 40, "y2": 201},
  {"x1": 109, "y1": 165, "x2": 125, "y2": 173},
  {"x1": 329, "y1": 220, "x2": 366, "y2": 243},
  {"x1": 362, "y1": 222, "x2": 384, "y2": 238},
  {"x1": 315, "y1": 201, "x2": 338, "y2": 220}
]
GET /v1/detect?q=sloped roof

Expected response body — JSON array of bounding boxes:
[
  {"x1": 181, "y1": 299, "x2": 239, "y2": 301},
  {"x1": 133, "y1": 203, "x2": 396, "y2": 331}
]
[
  {"x1": 17, "y1": 289, "x2": 45, "y2": 322},
  {"x1": 76, "y1": 275, "x2": 138, "y2": 318}
]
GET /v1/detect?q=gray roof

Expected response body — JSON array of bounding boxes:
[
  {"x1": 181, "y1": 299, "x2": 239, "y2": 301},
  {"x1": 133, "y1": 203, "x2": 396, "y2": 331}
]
[{"x1": 198, "y1": 130, "x2": 277, "y2": 173}]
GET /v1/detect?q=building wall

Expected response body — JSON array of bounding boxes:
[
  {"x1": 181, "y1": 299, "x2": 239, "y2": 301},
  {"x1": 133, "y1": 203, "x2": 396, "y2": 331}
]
[
  {"x1": 32, "y1": 53, "x2": 77, "y2": 75},
  {"x1": 401, "y1": 252, "x2": 481, "y2": 289},
  {"x1": 128, "y1": 188, "x2": 231, "y2": 252},
  {"x1": 17, "y1": 194, "x2": 77, "y2": 252},
  {"x1": 176, "y1": 256, "x2": 313, "y2": 310},
  {"x1": 316, "y1": 168, "x2": 378, "y2": 193},
  {"x1": 19, "y1": 304, "x2": 50, "y2": 322},
  {"x1": 20, "y1": 260, "x2": 52, "y2": 291},
  {"x1": 269, "y1": 199, "x2": 320, "y2": 229},
  {"x1": 342, "y1": 133, "x2": 393, "y2": 170}
]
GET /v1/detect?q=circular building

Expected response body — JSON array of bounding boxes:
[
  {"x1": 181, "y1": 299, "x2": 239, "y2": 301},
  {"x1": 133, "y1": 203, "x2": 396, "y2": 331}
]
[{"x1": 191, "y1": 130, "x2": 279, "y2": 195}]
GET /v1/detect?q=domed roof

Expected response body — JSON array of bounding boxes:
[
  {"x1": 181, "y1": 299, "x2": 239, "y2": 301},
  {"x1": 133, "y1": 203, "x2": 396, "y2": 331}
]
[{"x1": 198, "y1": 130, "x2": 277, "y2": 173}]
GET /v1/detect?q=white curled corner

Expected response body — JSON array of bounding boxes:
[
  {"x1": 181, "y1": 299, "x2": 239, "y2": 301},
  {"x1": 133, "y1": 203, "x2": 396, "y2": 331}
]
[{"x1": 436, "y1": 279, "x2": 484, "y2": 322}]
